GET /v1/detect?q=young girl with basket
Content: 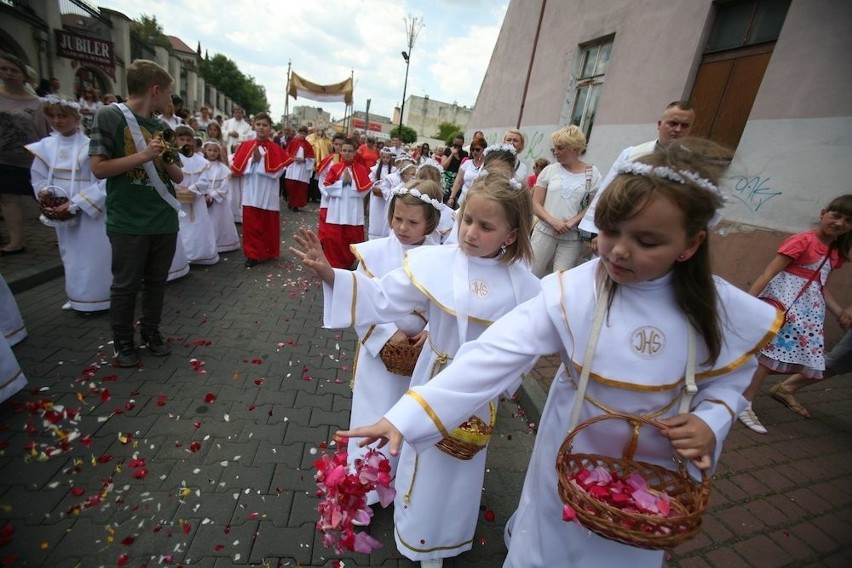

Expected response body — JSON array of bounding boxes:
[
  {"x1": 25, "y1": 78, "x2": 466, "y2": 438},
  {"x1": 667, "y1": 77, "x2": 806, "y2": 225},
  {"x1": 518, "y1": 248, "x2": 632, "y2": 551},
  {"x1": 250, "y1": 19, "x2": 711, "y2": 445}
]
[
  {"x1": 339, "y1": 140, "x2": 781, "y2": 567},
  {"x1": 293, "y1": 172, "x2": 539, "y2": 568},
  {"x1": 344, "y1": 179, "x2": 444, "y2": 506},
  {"x1": 26, "y1": 95, "x2": 111, "y2": 312},
  {"x1": 739, "y1": 194, "x2": 852, "y2": 433}
]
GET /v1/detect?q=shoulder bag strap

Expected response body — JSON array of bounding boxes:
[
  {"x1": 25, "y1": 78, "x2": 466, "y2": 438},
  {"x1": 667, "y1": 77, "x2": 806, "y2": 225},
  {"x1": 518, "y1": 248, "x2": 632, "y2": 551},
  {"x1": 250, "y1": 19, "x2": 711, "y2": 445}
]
[
  {"x1": 115, "y1": 103, "x2": 184, "y2": 215},
  {"x1": 786, "y1": 253, "x2": 830, "y2": 315}
]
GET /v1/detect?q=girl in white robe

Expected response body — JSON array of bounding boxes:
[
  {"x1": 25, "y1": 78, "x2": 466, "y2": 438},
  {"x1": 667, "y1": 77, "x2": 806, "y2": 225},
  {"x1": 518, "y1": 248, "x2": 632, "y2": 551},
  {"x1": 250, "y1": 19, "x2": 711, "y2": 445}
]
[
  {"x1": 367, "y1": 148, "x2": 396, "y2": 240},
  {"x1": 26, "y1": 97, "x2": 111, "y2": 312},
  {"x1": 200, "y1": 140, "x2": 240, "y2": 252},
  {"x1": 347, "y1": 180, "x2": 444, "y2": 505},
  {"x1": 294, "y1": 173, "x2": 539, "y2": 567},
  {"x1": 0, "y1": 274, "x2": 27, "y2": 404},
  {"x1": 174, "y1": 127, "x2": 218, "y2": 265},
  {"x1": 340, "y1": 142, "x2": 783, "y2": 568}
]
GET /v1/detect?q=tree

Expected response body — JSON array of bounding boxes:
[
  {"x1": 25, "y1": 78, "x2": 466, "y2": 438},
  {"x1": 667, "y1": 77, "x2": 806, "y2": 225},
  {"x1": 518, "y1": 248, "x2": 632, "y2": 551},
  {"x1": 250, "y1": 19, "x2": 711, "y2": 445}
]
[
  {"x1": 199, "y1": 54, "x2": 269, "y2": 116},
  {"x1": 130, "y1": 14, "x2": 170, "y2": 49},
  {"x1": 389, "y1": 125, "x2": 418, "y2": 144},
  {"x1": 434, "y1": 121, "x2": 462, "y2": 142}
]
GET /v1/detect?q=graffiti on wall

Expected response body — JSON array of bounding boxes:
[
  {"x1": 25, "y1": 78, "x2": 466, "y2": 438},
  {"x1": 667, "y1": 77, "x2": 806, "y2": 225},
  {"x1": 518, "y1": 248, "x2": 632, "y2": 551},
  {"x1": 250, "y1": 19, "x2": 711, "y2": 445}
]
[{"x1": 727, "y1": 174, "x2": 782, "y2": 213}]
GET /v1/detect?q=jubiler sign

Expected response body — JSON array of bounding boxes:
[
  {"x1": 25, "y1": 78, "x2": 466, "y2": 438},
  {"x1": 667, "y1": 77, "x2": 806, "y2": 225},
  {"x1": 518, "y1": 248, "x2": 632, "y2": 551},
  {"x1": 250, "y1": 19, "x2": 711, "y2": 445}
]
[{"x1": 55, "y1": 29, "x2": 114, "y2": 70}]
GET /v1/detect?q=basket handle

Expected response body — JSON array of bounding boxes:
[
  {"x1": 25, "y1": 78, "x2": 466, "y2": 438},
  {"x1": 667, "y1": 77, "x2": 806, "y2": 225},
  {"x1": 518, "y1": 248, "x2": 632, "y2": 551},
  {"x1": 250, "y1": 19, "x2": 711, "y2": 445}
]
[{"x1": 557, "y1": 411, "x2": 708, "y2": 482}]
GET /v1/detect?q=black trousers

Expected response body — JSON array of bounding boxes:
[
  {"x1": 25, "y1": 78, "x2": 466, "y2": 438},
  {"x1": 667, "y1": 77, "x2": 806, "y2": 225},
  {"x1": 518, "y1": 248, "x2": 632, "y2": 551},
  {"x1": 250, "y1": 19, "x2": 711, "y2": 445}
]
[{"x1": 107, "y1": 231, "x2": 177, "y2": 343}]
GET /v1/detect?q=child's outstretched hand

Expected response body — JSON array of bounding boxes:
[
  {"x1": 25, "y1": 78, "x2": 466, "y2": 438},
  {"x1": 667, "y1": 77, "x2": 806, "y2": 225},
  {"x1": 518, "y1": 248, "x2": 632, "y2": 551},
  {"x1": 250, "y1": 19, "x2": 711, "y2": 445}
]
[
  {"x1": 657, "y1": 413, "x2": 715, "y2": 470},
  {"x1": 290, "y1": 227, "x2": 335, "y2": 284},
  {"x1": 337, "y1": 418, "x2": 404, "y2": 456}
]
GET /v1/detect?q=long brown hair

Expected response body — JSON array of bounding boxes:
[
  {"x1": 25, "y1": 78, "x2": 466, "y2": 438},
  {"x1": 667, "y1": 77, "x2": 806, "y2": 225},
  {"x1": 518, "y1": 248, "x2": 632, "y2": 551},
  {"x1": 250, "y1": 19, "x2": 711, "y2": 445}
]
[
  {"x1": 595, "y1": 138, "x2": 731, "y2": 365},
  {"x1": 824, "y1": 194, "x2": 852, "y2": 261}
]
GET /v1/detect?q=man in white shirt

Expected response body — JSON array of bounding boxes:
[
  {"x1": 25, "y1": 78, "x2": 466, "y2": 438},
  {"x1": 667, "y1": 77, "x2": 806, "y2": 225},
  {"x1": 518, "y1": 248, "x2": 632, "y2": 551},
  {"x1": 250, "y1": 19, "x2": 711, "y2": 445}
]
[
  {"x1": 222, "y1": 106, "x2": 254, "y2": 156},
  {"x1": 578, "y1": 100, "x2": 695, "y2": 236}
]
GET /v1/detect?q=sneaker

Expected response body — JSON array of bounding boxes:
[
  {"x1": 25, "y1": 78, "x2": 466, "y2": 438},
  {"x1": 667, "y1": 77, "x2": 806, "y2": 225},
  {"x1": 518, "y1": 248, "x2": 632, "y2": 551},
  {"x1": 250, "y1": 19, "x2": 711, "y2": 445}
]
[
  {"x1": 113, "y1": 341, "x2": 139, "y2": 367},
  {"x1": 141, "y1": 331, "x2": 171, "y2": 356},
  {"x1": 61, "y1": 301, "x2": 72, "y2": 311},
  {"x1": 738, "y1": 404, "x2": 767, "y2": 434}
]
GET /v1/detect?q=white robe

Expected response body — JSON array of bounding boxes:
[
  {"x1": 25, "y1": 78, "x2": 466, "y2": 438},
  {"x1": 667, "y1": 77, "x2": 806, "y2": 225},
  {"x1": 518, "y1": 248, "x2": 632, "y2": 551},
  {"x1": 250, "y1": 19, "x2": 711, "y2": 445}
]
[
  {"x1": 222, "y1": 118, "x2": 254, "y2": 157},
  {"x1": 323, "y1": 245, "x2": 540, "y2": 561},
  {"x1": 283, "y1": 144, "x2": 314, "y2": 183},
  {"x1": 578, "y1": 140, "x2": 657, "y2": 234},
  {"x1": 178, "y1": 154, "x2": 219, "y2": 265},
  {"x1": 26, "y1": 131, "x2": 111, "y2": 311},
  {"x1": 229, "y1": 176, "x2": 243, "y2": 223},
  {"x1": 167, "y1": 239, "x2": 190, "y2": 282},
  {"x1": 0, "y1": 332, "x2": 26, "y2": 404},
  {"x1": 384, "y1": 259, "x2": 782, "y2": 567},
  {"x1": 367, "y1": 165, "x2": 396, "y2": 240},
  {"x1": 325, "y1": 165, "x2": 367, "y2": 226},
  {"x1": 347, "y1": 233, "x2": 436, "y2": 504},
  {"x1": 240, "y1": 147, "x2": 285, "y2": 211},
  {"x1": 202, "y1": 161, "x2": 240, "y2": 252},
  {"x1": 0, "y1": 275, "x2": 26, "y2": 347},
  {"x1": 0, "y1": 274, "x2": 27, "y2": 404}
]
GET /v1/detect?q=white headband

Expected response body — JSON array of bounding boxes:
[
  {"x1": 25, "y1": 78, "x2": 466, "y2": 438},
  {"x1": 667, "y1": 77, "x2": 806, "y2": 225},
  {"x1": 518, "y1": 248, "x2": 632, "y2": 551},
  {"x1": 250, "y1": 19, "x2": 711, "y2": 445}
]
[
  {"x1": 483, "y1": 143, "x2": 517, "y2": 157},
  {"x1": 614, "y1": 160, "x2": 725, "y2": 227},
  {"x1": 392, "y1": 185, "x2": 443, "y2": 211},
  {"x1": 40, "y1": 95, "x2": 81, "y2": 111}
]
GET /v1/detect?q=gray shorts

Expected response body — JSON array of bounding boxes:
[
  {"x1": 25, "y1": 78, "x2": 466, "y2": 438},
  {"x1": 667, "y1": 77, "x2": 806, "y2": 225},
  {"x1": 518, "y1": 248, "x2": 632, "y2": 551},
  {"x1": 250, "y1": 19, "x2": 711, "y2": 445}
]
[{"x1": 826, "y1": 330, "x2": 852, "y2": 375}]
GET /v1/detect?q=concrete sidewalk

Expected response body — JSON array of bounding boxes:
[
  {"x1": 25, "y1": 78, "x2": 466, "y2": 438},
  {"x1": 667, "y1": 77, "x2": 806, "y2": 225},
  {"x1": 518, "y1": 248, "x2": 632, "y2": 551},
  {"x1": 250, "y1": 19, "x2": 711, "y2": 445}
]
[{"x1": 2, "y1": 199, "x2": 851, "y2": 566}]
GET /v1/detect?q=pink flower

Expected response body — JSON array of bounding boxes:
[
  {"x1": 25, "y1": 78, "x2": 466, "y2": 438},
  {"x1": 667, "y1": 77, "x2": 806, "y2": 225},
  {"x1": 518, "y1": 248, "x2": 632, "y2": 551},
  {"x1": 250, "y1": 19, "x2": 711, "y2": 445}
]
[{"x1": 314, "y1": 442, "x2": 395, "y2": 553}]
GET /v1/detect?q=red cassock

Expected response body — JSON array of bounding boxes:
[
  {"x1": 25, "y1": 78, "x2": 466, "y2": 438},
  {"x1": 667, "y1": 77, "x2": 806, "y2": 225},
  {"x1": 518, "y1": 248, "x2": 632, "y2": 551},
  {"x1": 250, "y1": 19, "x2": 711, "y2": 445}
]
[
  {"x1": 284, "y1": 138, "x2": 315, "y2": 209},
  {"x1": 230, "y1": 140, "x2": 292, "y2": 261},
  {"x1": 321, "y1": 158, "x2": 372, "y2": 268}
]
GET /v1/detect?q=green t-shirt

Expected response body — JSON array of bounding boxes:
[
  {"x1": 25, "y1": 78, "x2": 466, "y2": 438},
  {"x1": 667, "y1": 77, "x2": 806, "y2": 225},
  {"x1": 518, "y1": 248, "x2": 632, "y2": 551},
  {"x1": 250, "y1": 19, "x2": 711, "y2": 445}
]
[{"x1": 89, "y1": 105, "x2": 179, "y2": 235}]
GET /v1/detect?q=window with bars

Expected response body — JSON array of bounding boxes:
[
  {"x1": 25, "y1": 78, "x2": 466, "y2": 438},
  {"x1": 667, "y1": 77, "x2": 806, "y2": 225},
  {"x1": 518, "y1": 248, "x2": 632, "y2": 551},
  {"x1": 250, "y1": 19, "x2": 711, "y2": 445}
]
[{"x1": 570, "y1": 37, "x2": 613, "y2": 143}]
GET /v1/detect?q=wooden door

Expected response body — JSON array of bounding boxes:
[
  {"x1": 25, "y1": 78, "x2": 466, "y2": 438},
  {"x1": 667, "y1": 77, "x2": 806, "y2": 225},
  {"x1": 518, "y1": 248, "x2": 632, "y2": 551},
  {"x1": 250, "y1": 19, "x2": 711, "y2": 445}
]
[{"x1": 690, "y1": 49, "x2": 772, "y2": 150}]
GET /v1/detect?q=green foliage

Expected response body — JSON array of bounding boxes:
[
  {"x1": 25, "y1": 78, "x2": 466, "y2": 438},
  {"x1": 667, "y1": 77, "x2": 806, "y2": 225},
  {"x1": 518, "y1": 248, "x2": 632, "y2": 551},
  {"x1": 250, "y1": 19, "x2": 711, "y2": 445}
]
[
  {"x1": 444, "y1": 131, "x2": 464, "y2": 147},
  {"x1": 199, "y1": 54, "x2": 269, "y2": 116},
  {"x1": 130, "y1": 14, "x2": 170, "y2": 49},
  {"x1": 435, "y1": 122, "x2": 462, "y2": 142},
  {"x1": 389, "y1": 125, "x2": 418, "y2": 144}
]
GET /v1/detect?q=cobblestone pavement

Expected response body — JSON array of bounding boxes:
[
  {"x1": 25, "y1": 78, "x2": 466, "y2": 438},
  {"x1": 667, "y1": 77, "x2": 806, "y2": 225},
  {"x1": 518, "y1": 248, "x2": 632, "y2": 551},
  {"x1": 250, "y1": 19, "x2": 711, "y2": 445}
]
[{"x1": 2, "y1": 198, "x2": 851, "y2": 567}]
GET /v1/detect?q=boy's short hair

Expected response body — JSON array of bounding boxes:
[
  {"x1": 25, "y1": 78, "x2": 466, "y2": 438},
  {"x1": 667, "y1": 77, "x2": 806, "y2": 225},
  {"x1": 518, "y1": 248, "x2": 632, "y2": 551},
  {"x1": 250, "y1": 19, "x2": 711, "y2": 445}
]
[
  {"x1": 253, "y1": 111, "x2": 271, "y2": 125},
  {"x1": 174, "y1": 125, "x2": 194, "y2": 138},
  {"x1": 126, "y1": 59, "x2": 173, "y2": 97}
]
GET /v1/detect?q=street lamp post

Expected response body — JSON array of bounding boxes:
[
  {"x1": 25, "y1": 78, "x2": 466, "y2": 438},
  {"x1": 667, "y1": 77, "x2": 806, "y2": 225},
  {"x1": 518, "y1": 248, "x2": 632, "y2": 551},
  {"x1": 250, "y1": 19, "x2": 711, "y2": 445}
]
[
  {"x1": 397, "y1": 15, "x2": 424, "y2": 138},
  {"x1": 399, "y1": 51, "x2": 410, "y2": 131}
]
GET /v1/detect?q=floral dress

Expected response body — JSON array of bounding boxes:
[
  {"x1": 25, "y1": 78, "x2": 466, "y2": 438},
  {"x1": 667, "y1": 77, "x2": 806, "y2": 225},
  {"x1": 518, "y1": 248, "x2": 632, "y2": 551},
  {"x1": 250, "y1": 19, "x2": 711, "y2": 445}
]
[{"x1": 757, "y1": 231, "x2": 842, "y2": 378}]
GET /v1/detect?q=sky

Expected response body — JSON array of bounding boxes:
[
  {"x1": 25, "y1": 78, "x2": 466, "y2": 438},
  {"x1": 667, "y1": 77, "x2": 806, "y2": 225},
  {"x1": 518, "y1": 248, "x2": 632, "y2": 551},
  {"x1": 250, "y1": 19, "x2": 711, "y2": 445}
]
[{"x1": 99, "y1": 0, "x2": 510, "y2": 123}]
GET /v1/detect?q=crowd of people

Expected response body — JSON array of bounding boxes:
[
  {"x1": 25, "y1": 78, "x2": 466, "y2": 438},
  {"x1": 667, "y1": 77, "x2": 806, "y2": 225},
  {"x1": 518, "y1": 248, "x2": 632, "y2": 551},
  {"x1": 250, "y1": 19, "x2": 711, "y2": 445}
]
[{"x1": 2, "y1": 52, "x2": 852, "y2": 568}]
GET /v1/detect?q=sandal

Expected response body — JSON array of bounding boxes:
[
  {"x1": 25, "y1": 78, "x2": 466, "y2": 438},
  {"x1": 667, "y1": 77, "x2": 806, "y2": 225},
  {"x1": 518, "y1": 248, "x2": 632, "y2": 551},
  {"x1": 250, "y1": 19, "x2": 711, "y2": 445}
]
[{"x1": 769, "y1": 383, "x2": 810, "y2": 418}]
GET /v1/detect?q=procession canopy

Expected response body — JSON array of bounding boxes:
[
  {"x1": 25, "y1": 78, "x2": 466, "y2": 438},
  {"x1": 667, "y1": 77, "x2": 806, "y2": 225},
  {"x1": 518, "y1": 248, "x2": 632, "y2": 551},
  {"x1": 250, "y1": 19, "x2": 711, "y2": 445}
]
[{"x1": 288, "y1": 72, "x2": 353, "y2": 105}]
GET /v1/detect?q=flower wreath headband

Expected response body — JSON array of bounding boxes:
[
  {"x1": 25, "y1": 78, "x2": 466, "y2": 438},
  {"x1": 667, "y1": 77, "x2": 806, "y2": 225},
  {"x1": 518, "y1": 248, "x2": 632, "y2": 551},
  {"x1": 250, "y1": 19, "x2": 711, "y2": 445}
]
[
  {"x1": 614, "y1": 160, "x2": 725, "y2": 227},
  {"x1": 483, "y1": 143, "x2": 517, "y2": 157},
  {"x1": 40, "y1": 94, "x2": 81, "y2": 111},
  {"x1": 392, "y1": 185, "x2": 443, "y2": 211}
]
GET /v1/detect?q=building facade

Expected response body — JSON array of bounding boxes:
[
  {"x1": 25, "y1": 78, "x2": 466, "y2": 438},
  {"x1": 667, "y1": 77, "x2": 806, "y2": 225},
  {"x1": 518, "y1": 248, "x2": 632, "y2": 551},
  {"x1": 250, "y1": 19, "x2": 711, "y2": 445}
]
[
  {"x1": 471, "y1": 0, "x2": 852, "y2": 340},
  {"x1": 0, "y1": 0, "x2": 236, "y2": 116},
  {"x1": 397, "y1": 94, "x2": 472, "y2": 141}
]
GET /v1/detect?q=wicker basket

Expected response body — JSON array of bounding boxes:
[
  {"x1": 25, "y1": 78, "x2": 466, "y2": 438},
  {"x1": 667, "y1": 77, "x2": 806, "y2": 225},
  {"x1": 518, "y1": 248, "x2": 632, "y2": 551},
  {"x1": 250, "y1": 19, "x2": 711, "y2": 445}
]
[
  {"x1": 556, "y1": 412, "x2": 710, "y2": 550},
  {"x1": 36, "y1": 185, "x2": 78, "y2": 227},
  {"x1": 435, "y1": 403, "x2": 496, "y2": 460},
  {"x1": 379, "y1": 341, "x2": 422, "y2": 377},
  {"x1": 176, "y1": 189, "x2": 196, "y2": 204}
]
